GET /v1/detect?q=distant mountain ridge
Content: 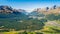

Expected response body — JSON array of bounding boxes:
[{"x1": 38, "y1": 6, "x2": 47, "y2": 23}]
[
  {"x1": 0, "y1": 5, "x2": 60, "y2": 19},
  {"x1": 0, "y1": 5, "x2": 28, "y2": 20},
  {"x1": 0, "y1": 5, "x2": 60, "y2": 14},
  {"x1": 32, "y1": 5, "x2": 60, "y2": 14},
  {"x1": 0, "y1": 5, "x2": 27, "y2": 14}
]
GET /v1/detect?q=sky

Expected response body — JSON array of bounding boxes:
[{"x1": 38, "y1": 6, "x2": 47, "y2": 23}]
[{"x1": 0, "y1": 0, "x2": 60, "y2": 12}]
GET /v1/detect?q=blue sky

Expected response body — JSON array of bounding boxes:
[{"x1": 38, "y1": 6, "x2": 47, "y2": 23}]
[{"x1": 0, "y1": 0, "x2": 60, "y2": 12}]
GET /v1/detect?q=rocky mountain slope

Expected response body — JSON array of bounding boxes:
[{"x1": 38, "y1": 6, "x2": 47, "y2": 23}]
[
  {"x1": 0, "y1": 5, "x2": 60, "y2": 32},
  {"x1": 32, "y1": 5, "x2": 60, "y2": 15}
]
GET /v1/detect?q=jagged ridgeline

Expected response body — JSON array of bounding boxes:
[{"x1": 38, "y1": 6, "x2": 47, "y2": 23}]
[
  {"x1": 0, "y1": 5, "x2": 60, "y2": 32},
  {"x1": 0, "y1": 5, "x2": 46, "y2": 31}
]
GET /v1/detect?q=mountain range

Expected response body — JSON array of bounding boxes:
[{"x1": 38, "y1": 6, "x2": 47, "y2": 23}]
[{"x1": 0, "y1": 5, "x2": 60, "y2": 31}]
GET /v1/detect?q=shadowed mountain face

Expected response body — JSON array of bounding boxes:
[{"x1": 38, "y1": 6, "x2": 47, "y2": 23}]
[
  {"x1": 0, "y1": 6, "x2": 13, "y2": 10},
  {"x1": 0, "y1": 5, "x2": 27, "y2": 13},
  {"x1": 0, "y1": 6, "x2": 28, "y2": 19}
]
